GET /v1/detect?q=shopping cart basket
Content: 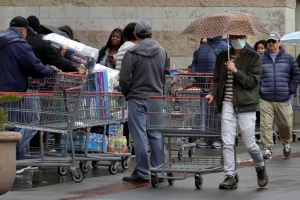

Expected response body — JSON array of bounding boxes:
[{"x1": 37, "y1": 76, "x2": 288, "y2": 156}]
[{"x1": 147, "y1": 96, "x2": 223, "y2": 189}]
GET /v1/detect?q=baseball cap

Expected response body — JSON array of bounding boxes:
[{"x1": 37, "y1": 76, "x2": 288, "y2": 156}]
[
  {"x1": 267, "y1": 31, "x2": 281, "y2": 41},
  {"x1": 10, "y1": 16, "x2": 32, "y2": 30},
  {"x1": 135, "y1": 20, "x2": 152, "y2": 36}
]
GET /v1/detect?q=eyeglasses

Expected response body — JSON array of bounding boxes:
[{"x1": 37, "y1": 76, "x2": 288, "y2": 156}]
[{"x1": 267, "y1": 40, "x2": 278, "y2": 44}]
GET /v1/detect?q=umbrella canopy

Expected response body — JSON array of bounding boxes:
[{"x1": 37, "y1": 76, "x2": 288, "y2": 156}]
[
  {"x1": 40, "y1": 24, "x2": 71, "y2": 38},
  {"x1": 281, "y1": 31, "x2": 300, "y2": 46},
  {"x1": 181, "y1": 11, "x2": 268, "y2": 38}
]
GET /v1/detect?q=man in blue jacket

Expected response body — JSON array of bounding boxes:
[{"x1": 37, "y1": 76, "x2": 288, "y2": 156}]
[
  {"x1": 192, "y1": 36, "x2": 228, "y2": 149},
  {"x1": 0, "y1": 16, "x2": 56, "y2": 173},
  {"x1": 260, "y1": 31, "x2": 300, "y2": 159}
]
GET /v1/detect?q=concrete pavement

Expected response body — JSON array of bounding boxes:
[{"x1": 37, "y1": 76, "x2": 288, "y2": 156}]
[{"x1": 2, "y1": 138, "x2": 300, "y2": 200}]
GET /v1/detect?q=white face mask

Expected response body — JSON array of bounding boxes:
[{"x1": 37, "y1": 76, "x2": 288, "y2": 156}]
[{"x1": 231, "y1": 39, "x2": 246, "y2": 50}]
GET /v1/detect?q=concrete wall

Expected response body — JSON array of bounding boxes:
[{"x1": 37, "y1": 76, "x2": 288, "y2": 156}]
[{"x1": 0, "y1": 0, "x2": 297, "y2": 67}]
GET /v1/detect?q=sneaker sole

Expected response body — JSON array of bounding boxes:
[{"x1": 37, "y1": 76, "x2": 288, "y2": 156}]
[{"x1": 219, "y1": 184, "x2": 238, "y2": 189}]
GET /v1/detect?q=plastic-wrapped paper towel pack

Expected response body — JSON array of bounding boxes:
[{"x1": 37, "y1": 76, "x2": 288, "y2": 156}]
[{"x1": 43, "y1": 33, "x2": 99, "y2": 71}]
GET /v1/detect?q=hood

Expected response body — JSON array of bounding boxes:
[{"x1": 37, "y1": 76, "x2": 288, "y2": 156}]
[
  {"x1": 128, "y1": 38, "x2": 160, "y2": 57},
  {"x1": 0, "y1": 28, "x2": 25, "y2": 50},
  {"x1": 207, "y1": 36, "x2": 223, "y2": 44}
]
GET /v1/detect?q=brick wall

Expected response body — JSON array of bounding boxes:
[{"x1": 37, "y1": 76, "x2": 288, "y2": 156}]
[{"x1": 0, "y1": 0, "x2": 296, "y2": 67}]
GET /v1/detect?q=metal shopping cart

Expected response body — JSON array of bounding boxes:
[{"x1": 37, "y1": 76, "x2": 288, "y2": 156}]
[
  {"x1": 147, "y1": 96, "x2": 225, "y2": 189},
  {"x1": 27, "y1": 72, "x2": 131, "y2": 176},
  {"x1": 0, "y1": 71, "x2": 88, "y2": 182},
  {"x1": 164, "y1": 72, "x2": 215, "y2": 157}
]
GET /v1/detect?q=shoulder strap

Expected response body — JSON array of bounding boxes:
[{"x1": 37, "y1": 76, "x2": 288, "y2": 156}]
[{"x1": 207, "y1": 45, "x2": 217, "y2": 58}]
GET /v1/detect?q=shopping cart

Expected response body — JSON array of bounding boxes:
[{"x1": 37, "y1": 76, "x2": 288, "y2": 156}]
[
  {"x1": 164, "y1": 72, "x2": 215, "y2": 157},
  {"x1": 28, "y1": 72, "x2": 131, "y2": 176},
  {"x1": 147, "y1": 96, "x2": 224, "y2": 189},
  {"x1": 0, "y1": 71, "x2": 88, "y2": 182},
  {"x1": 73, "y1": 91, "x2": 130, "y2": 175}
]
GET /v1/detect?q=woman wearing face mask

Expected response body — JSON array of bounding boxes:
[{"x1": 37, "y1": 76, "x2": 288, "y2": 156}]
[
  {"x1": 97, "y1": 28, "x2": 124, "y2": 69},
  {"x1": 205, "y1": 34, "x2": 268, "y2": 189}
]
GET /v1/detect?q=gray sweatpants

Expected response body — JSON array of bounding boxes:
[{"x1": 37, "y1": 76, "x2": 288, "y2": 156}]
[{"x1": 221, "y1": 102, "x2": 264, "y2": 176}]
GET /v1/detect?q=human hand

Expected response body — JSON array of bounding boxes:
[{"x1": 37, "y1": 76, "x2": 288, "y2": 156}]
[
  {"x1": 225, "y1": 61, "x2": 237, "y2": 73},
  {"x1": 77, "y1": 64, "x2": 86, "y2": 75},
  {"x1": 108, "y1": 56, "x2": 116, "y2": 66},
  {"x1": 49, "y1": 65, "x2": 58, "y2": 72},
  {"x1": 205, "y1": 94, "x2": 214, "y2": 104}
]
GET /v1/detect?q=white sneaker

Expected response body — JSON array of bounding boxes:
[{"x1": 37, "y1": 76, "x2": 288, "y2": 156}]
[
  {"x1": 263, "y1": 148, "x2": 272, "y2": 159},
  {"x1": 27, "y1": 166, "x2": 39, "y2": 170}
]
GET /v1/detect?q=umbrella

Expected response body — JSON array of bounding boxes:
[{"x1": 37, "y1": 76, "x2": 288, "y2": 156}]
[
  {"x1": 39, "y1": 24, "x2": 71, "y2": 38},
  {"x1": 281, "y1": 31, "x2": 300, "y2": 45},
  {"x1": 181, "y1": 11, "x2": 268, "y2": 38}
]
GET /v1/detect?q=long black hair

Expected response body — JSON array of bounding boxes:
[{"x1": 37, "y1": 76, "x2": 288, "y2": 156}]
[{"x1": 97, "y1": 28, "x2": 124, "y2": 63}]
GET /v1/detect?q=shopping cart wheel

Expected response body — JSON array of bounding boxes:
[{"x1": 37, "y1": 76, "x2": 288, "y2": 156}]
[
  {"x1": 57, "y1": 167, "x2": 68, "y2": 176},
  {"x1": 167, "y1": 173, "x2": 174, "y2": 185},
  {"x1": 292, "y1": 132, "x2": 297, "y2": 142},
  {"x1": 91, "y1": 161, "x2": 99, "y2": 169},
  {"x1": 108, "y1": 161, "x2": 119, "y2": 175},
  {"x1": 79, "y1": 161, "x2": 90, "y2": 173},
  {"x1": 178, "y1": 148, "x2": 183, "y2": 160},
  {"x1": 235, "y1": 173, "x2": 239, "y2": 183},
  {"x1": 151, "y1": 173, "x2": 159, "y2": 188},
  {"x1": 194, "y1": 174, "x2": 203, "y2": 189},
  {"x1": 71, "y1": 169, "x2": 84, "y2": 183},
  {"x1": 273, "y1": 132, "x2": 277, "y2": 144},
  {"x1": 121, "y1": 157, "x2": 130, "y2": 170},
  {"x1": 188, "y1": 147, "x2": 194, "y2": 157}
]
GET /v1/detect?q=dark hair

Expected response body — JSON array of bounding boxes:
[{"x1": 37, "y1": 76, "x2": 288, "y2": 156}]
[
  {"x1": 136, "y1": 33, "x2": 150, "y2": 39},
  {"x1": 57, "y1": 25, "x2": 74, "y2": 39},
  {"x1": 97, "y1": 28, "x2": 124, "y2": 63},
  {"x1": 123, "y1": 22, "x2": 137, "y2": 41},
  {"x1": 254, "y1": 40, "x2": 267, "y2": 51}
]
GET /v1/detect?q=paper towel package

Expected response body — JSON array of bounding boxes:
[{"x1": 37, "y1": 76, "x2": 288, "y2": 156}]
[{"x1": 43, "y1": 33, "x2": 99, "y2": 71}]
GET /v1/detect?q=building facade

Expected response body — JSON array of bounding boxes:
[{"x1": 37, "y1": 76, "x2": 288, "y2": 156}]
[{"x1": 0, "y1": 0, "x2": 297, "y2": 67}]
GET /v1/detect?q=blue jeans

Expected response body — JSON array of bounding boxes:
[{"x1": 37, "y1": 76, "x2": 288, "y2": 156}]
[
  {"x1": 128, "y1": 98, "x2": 163, "y2": 180},
  {"x1": 8, "y1": 97, "x2": 40, "y2": 160}
]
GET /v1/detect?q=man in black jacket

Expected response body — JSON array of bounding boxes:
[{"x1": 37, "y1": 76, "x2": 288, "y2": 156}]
[{"x1": 26, "y1": 16, "x2": 85, "y2": 74}]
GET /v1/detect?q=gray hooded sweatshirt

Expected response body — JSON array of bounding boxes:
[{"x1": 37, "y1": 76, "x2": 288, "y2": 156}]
[{"x1": 119, "y1": 38, "x2": 170, "y2": 100}]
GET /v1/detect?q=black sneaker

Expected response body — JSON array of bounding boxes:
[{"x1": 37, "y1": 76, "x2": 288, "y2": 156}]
[
  {"x1": 122, "y1": 172, "x2": 149, "y2": 182},
  {"x1": 263, "y1": 148, "x2": 272, "y2": 159},
  {"x1": 219, "y1": 175, "x2": 237, "y2": 189},
  {"x1": 256, "y1": 166, "x2": 268, "y2": 187},
  {"x1": 283, "y1": 143, "x2": 291, "y2": 158}
]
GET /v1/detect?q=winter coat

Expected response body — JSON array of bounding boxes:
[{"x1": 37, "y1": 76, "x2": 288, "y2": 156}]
[
  {"x1": 119, "y1": 38, "x2": 170, "y2": 100},
  {"x1": 210, "y1": 48, "x2": 262, "y2": 113},
  {"x1": 192, "y1": 36, "x2": 228, "y2": 73},
  {"x1": 260, "y1": 46, "x2": 300, "y2": 102},
  {"x1": 0, "y1": 28, "x2": 54, "y2": 92},
  {"x1": 26, "y1": 31, "x2": 78, "y2": 72}
]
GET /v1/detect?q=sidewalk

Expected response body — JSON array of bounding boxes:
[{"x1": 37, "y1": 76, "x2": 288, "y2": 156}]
[{"x1": 2, "y1": 138, "x2": 300, "y2": 200}]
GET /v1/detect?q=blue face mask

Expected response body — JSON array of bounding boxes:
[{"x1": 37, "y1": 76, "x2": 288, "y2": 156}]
[{"x1": 231, "y1": 39, "x2": 246, "y2": 50}]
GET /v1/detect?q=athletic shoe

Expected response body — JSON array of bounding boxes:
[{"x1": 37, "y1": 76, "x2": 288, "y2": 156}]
[
  {"x1": 263, "y1": 148, "x2": 272, "y2": 159},
  {"x1": 283, "y1": 143, "x2": 291, "y2": 158}
]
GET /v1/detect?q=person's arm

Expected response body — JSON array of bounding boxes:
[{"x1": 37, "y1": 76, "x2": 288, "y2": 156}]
[
  {"x1": 41, "y1": 41, "x2": 78, "y2": 72},
  {"x1": 233, "y1": 53, "x2": 262, "y2": 89},
  {"x1": 119, "y1": 51, "x2": 134, "y2": 97},
  {"x1": 115, "y1": 46, "x2": 126, "y2": 71},
  {"x1": 209, "y1": 53, "x2": 222, "y2": 98},
  {"x1": 289, "y1": 57, "x2": 300, "y2": 94},
  {"x1": 191, "y1": 49, "x2": 198, "y2": 72},
  {"x1": 17, "y1": 44, "x2": 54, "y2": 78}
]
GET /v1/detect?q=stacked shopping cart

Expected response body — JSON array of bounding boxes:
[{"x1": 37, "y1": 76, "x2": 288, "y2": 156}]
[{"x1": 147, "y1": 72, "x2": 224, "y2": 188}]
